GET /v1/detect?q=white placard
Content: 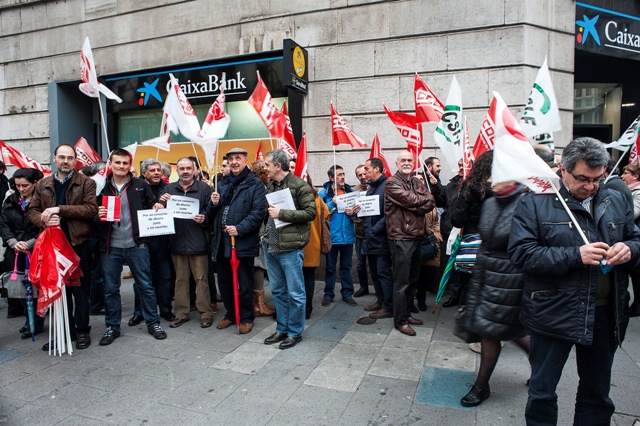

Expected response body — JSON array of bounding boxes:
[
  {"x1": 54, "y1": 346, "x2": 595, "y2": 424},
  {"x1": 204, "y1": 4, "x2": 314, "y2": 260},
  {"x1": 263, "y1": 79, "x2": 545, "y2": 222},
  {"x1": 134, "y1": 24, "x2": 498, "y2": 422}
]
[
  {"x1": 335, "y1": 191, "x2": 360, "y2": 213},
  {"x1": 356, "y1": 195, "x2": 380, "y2": 217},
  {"x1": 137, "y1": 210, "x2": 176, "y2": 237},
  {"x1": 266, "y1": 189, "x2": 296, "y2": 228},
  {"x1": 167, "y1": 195, "x2": 200, "y2": 219}
]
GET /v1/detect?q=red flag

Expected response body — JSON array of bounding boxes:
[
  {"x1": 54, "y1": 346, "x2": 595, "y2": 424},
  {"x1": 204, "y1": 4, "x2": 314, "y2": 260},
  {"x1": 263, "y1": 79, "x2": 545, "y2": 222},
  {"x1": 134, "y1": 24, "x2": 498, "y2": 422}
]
[
  {"x1": 383, "y1": 105, "x2": 422, "y2": 154},
  {"x1": 331, "y1": 103, "x2": 367, "y2": 148},
  {"x1": 0, "y1": 140, "x2": 51, "y2": 176},
  {"x1": 473, "y1": 97, "x2": 497, "y2": 159},
  {"x1": 248, "y1": 72, "x2": 286, "y2": 139},
  {"x1": 368, "y1": 133, "x2": 392, "y2": 178},
  {"x1": 629, "y1": 129, "x2": 640, "y2": 164},
  {"x1": 414, "y1": 74, "x2": 444, "y2": 122},
  {"x1": 279, "y1": 102, "x2": 298, "y2": 159},
  {"x1": 74, "y1": 137, "x2": 102, "y2": 170},
  {"x1": 294, "y1": 132, "x2": 308, "y2": 181},
  {"x1": 255, "y1": 143, "x2": 264, "y2": 162},
  {"x1": 462, "y1": 117, "x2": 474, "y2": 178}
]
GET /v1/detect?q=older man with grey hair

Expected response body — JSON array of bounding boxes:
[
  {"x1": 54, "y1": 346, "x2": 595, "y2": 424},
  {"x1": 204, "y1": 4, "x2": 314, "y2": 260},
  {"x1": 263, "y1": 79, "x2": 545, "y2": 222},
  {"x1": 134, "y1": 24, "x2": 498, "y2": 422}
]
[{"x1": 509, "y1": 137, "x2": 640, "y2": 425}]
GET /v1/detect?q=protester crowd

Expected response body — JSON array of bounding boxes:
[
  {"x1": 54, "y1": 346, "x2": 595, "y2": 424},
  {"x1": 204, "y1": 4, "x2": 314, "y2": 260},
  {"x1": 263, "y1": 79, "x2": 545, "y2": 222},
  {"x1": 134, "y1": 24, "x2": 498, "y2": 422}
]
[{"x1": 2, "y1": 136, "x2": 640, "y2": 424}]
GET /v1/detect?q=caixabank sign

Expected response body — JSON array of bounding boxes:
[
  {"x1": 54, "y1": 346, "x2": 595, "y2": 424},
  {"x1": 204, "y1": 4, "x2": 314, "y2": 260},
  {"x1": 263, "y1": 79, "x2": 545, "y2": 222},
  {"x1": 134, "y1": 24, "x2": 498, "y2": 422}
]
[{"x1": 576, "y1": 1, "x2": 640, "y2": 60}]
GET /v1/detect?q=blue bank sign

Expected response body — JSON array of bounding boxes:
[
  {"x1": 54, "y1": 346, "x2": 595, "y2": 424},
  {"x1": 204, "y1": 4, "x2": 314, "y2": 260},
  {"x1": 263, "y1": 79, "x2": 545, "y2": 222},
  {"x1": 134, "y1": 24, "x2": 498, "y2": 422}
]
[{"x1": 576, "y1": 2, "x2": 640, "y2": 60}]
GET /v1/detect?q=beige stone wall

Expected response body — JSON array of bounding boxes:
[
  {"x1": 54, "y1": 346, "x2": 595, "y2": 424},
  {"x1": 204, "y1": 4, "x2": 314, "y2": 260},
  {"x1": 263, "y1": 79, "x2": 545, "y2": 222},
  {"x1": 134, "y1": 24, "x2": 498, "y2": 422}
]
[{"x1": 0, "y1": 0, "x2": 575, "y2": 182}]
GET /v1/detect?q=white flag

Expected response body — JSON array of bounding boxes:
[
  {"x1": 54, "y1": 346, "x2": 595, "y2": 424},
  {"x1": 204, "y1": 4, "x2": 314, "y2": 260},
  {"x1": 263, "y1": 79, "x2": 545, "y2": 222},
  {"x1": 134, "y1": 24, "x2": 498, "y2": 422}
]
[
  {"x1": 140, "y1": 135, "x2": 171, "y2": 151},
  {"x1": 433, "y1": 75, "x2": 464, "y2": 173},
  {"x1": 491, "y1": 92, "x2": 559, "y2": 194},
  {"x1": 198, "y1": 90, "x2": 230, "y2": 140},
  {"x1": 520, "y1": 58, "x2": 561, "y2": 142},
  {"x1": 163, "y1": 74, "x2": 201, "y2": 141},
  {"x1": 79, "y1": 37, "x2": 122, "y2": 103},
  {"x1": 122, "y1": 142, "x2": 138, "y2": 160},
  {"x1": 195, "y1": 139, "x2": 216, "y2": 170},
  {"x1": 605, "y1": 115, "x2": 640, "y2": 150}
]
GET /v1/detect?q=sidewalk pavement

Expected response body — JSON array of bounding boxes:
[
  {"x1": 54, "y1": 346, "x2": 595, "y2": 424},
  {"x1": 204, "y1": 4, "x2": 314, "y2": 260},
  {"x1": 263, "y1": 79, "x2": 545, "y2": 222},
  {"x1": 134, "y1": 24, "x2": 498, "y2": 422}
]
[{"x1": 1, "y1": 278, "x2": 639, "y2": 425}]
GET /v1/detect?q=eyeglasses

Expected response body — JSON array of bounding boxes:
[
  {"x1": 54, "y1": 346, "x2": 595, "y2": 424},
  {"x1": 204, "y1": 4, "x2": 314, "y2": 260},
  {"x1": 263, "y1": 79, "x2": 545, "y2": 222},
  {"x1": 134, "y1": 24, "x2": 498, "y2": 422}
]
[{"x1": 568, "y1": 171, "x2": 604, "y2": 185}]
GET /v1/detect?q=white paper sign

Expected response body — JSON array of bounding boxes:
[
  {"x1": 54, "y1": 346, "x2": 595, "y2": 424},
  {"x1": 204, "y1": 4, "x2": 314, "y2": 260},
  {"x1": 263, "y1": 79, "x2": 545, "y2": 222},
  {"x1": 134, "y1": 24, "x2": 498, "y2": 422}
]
[
  {"x1": 335, "y1": 191, "x2": 360, "y2": 213},
  {"x1": 167, "y1": 195, "x2": 200, "y2": 219},
  {"x1": 137, "y1": 210, "x2": 176, "y2": 237},
  {"x1": 356, "y1": 195, "x2": 380, "y2": 217},
  {"x1": 266, "y1": 189, "x2": 296, "y2": 228}
]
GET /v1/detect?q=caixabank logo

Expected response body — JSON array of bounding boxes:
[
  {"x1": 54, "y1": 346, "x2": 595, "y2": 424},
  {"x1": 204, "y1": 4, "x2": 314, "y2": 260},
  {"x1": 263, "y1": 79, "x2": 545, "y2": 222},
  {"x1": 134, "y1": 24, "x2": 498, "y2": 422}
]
[{"x1": 576, "y1": 6, "x2": 640, "y2": 56}]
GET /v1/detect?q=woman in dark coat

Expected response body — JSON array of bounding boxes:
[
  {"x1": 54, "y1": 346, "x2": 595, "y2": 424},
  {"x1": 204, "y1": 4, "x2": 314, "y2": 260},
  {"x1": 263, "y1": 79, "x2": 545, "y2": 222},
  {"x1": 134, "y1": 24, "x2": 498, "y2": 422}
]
[
  {"x1": 459, "y1": 179, "x2": 530, "y2": 407},
  {"x1": 0, "y1": 168, "x2": 44, "y2": 338}
]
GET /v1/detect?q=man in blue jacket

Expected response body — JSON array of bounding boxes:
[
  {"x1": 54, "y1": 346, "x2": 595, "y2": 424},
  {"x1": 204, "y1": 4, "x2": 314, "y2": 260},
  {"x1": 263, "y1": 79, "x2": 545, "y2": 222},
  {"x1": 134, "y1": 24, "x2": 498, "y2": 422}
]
[
  {"x1": 509, "y1": 137, "x2": 640, "y2": 425},
  {"x1": 318, "y1": 165, "x2": 358, "y2": 307},
  {"x1": 97, "y1": 149, "x2": 167, "y2": 345},
  {"x1": 208, "y1": 147, "x2": 266, "y2": 334}
]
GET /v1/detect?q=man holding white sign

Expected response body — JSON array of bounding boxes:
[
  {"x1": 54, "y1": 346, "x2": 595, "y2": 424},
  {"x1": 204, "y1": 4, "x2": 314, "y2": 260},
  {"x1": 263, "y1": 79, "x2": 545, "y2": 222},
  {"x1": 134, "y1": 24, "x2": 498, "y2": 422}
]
[
  {"x1": 97, "y1": 149, "x2": 167, "y2": 345},
  {"x1": 160, "y1": 158, "x2": 214, "y2": 329}
]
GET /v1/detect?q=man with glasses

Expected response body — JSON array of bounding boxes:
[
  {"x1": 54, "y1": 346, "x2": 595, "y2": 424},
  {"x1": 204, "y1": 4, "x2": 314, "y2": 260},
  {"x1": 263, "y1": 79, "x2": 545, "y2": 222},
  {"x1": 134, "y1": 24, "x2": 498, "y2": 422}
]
[
  {"x1": 509, "y1": 137, "x2": 640, "y2": 425},
  {"x1": 29, "y1": 144, "x2": 99, "y2": 350}
]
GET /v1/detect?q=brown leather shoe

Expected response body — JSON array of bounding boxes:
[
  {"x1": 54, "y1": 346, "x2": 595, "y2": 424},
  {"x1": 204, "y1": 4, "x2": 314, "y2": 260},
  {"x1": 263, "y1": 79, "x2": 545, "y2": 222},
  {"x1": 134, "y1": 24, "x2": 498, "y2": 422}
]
[
  {"x1": 407, "y1": 317, "x2": 424, "y2": 326},
  {"x1": 200, "y1": 317, "x2": 213, "y2": 328},
  {"x1": 369, "y1": 308, "x2": 393, "y2": 319},
  {"x1": 239, "y1": 322, "x2": 253, "y2": 334},
  {"x1": 364, "y1": 303, "x2": 381, "y2": 312},
  {"x1": 216, "y1": 318, "x2": 233, "y2": 330},
  {"x1": 170, "y1": 317, "x2": 189, "y2": 328},
  {"x1": 395, "y1": 324, "x2": 416, "y2": 336}
]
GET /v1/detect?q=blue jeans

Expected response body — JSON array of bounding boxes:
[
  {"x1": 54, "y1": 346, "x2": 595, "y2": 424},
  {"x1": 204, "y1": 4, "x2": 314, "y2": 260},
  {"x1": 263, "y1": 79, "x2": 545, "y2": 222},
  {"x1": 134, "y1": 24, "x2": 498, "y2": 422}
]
[
  {"x1": 102, "y1": 245, "x2": 160, "y2": 333},
  {"x1": 262, "y1": 244, "x2": 305, "y2": 337},
  {"x1": 525, "y1": 306, "x2": 617, "y2": 426},
  {"x1": 368, "y1": 254, "x2": 393, "y2": 311},
  {"x1": 355, "y1": 237, "x2": 368, "y2": 288},
  {"x1": 323, "y1": 244, "x2": 355, "y2": 300}
]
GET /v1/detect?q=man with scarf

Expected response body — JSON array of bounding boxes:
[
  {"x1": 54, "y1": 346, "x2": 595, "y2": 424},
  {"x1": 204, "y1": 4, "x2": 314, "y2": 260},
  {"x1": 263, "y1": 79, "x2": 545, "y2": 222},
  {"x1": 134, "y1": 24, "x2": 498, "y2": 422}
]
[{"x1": 208, "y1": 147, "x2": 266, "y2": 334}]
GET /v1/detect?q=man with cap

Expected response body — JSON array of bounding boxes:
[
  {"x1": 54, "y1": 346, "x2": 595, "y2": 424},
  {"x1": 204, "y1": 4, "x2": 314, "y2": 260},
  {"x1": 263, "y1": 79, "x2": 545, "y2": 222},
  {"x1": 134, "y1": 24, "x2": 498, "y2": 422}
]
[{"x1": 207, "y1": 147, "x2": 266, "y2": 333}]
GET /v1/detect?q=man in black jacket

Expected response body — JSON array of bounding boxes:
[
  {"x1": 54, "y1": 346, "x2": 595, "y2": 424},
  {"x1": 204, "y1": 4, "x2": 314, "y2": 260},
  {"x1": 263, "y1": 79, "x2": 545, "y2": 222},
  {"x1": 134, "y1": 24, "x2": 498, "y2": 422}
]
[
  {"x1": 509, "y1": 137, "x2": 640, "y2": 425},
  {"x1": 208, "y1": 147, "x2": 266, "y2": 334},
  {"x1": 97, "y1": 149, "x2": 167, "y2": 345}
]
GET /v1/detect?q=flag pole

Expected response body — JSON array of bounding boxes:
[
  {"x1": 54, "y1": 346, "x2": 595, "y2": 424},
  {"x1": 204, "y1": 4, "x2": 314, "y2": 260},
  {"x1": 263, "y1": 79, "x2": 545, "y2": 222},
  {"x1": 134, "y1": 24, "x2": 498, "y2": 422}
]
[
  {"x1": 155, "y1": 147, "x2": 160, "y2": 161},
  {"x1": 604, "y1": 143, "x2": 632, "y2": 183},
  {"x1": 97, "y1": 95, "x2": 112, "y2": 158},
  {"x1": 189, "y1": 141, "x2": 206, "y2": 180},
  {"x1": 548, "y1": 179, "x2": 589, "y2": 245}
]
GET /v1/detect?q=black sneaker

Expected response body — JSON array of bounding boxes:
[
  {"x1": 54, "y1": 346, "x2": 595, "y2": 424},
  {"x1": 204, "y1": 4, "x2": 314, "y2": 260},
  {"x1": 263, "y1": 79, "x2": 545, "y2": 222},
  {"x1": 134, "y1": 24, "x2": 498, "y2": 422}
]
[
  {"x1": 99, "y1": 326, "x2": 121, "y2": 346},
  {"x1": 460, "y1": 384, "x2": 490, "y2": 407},
  {"x1": 148, "y1": 323, "x2": 167, "y2": 340},
  {"x1": 321, "y1": 297, "x2": 331, "y2": 307}
]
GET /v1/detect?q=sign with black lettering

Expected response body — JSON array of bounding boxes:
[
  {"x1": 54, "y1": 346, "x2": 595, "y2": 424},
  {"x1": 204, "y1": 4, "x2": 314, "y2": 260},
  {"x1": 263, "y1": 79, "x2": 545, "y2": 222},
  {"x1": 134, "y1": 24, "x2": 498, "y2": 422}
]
[{"x1": 137, "y1": 210, "x2": 175, "y2": 237}]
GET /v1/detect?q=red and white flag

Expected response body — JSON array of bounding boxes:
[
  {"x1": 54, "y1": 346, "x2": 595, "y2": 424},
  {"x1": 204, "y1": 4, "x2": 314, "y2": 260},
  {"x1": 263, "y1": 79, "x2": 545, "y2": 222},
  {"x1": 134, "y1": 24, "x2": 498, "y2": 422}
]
[
  {"x1": 294, "y1": 132, "x2": 308, "y2": 181},
  {"x1": 331, "y1": 103, "x2": 367, "y2": 148},
  {"x1": 383, "y1": 105, "x2": 422, "y2": 153},
  {"x1": 141, "y1": 111, "x2": 172, "y2": 151},
  {"x1": 91, "y1": 165, "x2": 110, "y2": 196},
  {"x1": 462, "y1": 116, "x2": 474, "y2": 178},
  {"x1": 199, "y1": 87, "x2": 230, "y2": 140},
  {"x1": 491, "y1": 92, "x2": 559, "y2": 194},
  {"x1": 74, "y1": 137, "x2": 102, "y2": 170},
  {"x1": 248, "y1": 71, "x2": 286, "y2": 140},
  {"x1": 473, "y1": 97, "x2": 497, "y2": 159},
  {"x1": 0, "y1": 140, "x2": 51, "y2": 176},
  {"x1": 414, "y1": 74, "x2": 444, "y2": 123},
  {"x1": 163, "y1": 73, "x2": 201, "y2": 141},
  {"x1": 255, "y1": 143, "x2": 264, "y2": 161},
  {"x1": 279, "y1": 101, "x2": 298, "y2": 159},
  {"x1": 79, "y1": 37, "x2": 122, "y2": 103},
  {"x1": 368, "y1": 132, "x2": 392, "y2": 178},
  {"x1": 628, "y1": 127, "x2": 640, "y2": 164}
]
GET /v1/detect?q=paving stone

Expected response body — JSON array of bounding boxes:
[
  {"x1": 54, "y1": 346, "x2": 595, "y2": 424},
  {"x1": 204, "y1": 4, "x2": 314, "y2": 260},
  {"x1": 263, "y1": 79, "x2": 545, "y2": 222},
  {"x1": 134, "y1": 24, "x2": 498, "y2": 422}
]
[
  {"x1": 130, "y1": 401, "x2": 211, "y2": 426},
  {"x1": 425, "y1": 340, "x2": 477, "y2": 372},
  {"x1": 304, "y1": 343, "x2": 376, "y2": 392},
  {"x1": 383, "y1": 327, "x2": 433, "y2": 350},
  {"x1": 267, "y1": 384, "x2": 353, "y2": 425},
  {"x1": 303, "y1": 318, "x2": 353, "y2": 342},
  {"x1": 213, "y1": 341, "x2": 280, "y2": 374},
  {"x1": 274, "y1": 337, "x2": 336, "y2": 367},
  {"x1": 369, "y1": 347, "x2": 428, "y2": 382},
  {"x1": 0, "y1": 348, "x2": 27, "y2": 365},
  {"x1": 340, "y1": 330, "x2": 386, "y2": 346},
  {"x1": 0, "y1": 365, "x2": 29, "y2": 387}
]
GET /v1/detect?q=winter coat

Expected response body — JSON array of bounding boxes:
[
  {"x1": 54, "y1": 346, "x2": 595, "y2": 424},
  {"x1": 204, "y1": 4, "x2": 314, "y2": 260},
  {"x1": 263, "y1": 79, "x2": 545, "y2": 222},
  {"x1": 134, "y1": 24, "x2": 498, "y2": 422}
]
[
  {"x1": 318, "y1": 181, "x2": 356, "y2": 245},
  {"x1": 384, "y1": 171, "x2": 435, "y2": 241},
  {"x1": 509, "y1": 185, "x2": 640, "y2": 346},
  {"x1": 439, "y1": 174, "x2": 462, "y2": 237},
  {"x1": 28, "y1": 172, "x2": 98, "y2": 246},
  {"x1": 303, "y1": 197, "x2": 330, "y2": 267},
  {"x1": 97, "y1": 174, "x2": 158, "y2": 251},
  {"x1": 207, "y1": 170, "x2": 266, "y2": 259},
  {"x1": 466, "y1": 186, "x2": 526, "y2": 341},
  {"x1": 264, "y1": 172, "x2": 316, "y2": 253},
  {"x1": 164, "y1": 179, "x2": 212, "y2": 255},
  {"x1": 450, "y1": 182, "x2": 492, "y2": 234},
  {"x1": 421, "y1": 208, "x2": 442, "y2": 268},
  {"x1": 0, "y1": 193, "x2": 40, "y2": 271},
  {"x1": 362, "y1": 174, "x2": 389, "y2": 255}
]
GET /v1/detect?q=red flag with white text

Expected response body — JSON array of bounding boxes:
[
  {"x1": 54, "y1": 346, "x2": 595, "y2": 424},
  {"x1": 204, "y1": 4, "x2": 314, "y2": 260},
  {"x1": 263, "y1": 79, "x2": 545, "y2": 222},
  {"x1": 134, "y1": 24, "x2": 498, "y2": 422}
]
[
  {"x1": 473, "y1": 97, "x2": 497, "y2": 159},
  {"x1": 628, "y1": 128, "x2": 640, "y2": 164},
  {"x1": 462, "y1": 116, "x2": 474, "y2": 178},
  {"x1": 414, "y1": 74, "x2": 444, "y2": 123},
  {"x1": 383, "y1": 105, "x2": 422, "y2": 154},
  {"x1": 74, "y1": 137, "x2": 102, "y2": 170},
  {"x1": 368, "y1": 133, "x2": 392, "y2": 178},
  {"x1": 0, "y1": 140, "x2": 51, "y2": 176},
  {"x1": 248, "y1": 72, "x2": 286, "y2": 140},
  {"x1": 279, "y1": 102, "x2": 298, "y2": 159},
  {"x1": 294, "y1": 132, "x2": 308, "y2": 181},
  {"x1": 331, "y1": 103, "x2": 367, "y2": 148}
]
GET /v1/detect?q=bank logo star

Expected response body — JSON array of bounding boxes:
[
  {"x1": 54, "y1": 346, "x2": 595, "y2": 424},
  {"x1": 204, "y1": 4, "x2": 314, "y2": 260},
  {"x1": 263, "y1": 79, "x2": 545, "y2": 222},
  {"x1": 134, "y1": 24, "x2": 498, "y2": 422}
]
[
  {"x1": 137, "y1": 78, "x2": 162, "y2": 106},
  {"x1": 576, "y1": 14, "x2": 600, "y2": 45}
]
